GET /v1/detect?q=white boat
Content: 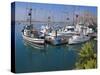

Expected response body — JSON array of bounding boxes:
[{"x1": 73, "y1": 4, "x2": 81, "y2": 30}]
[
  {"x1": 22, "y1": 25, "x2": 45, "y2": 45},
  {"x1": 68, "y1": 22, "x2": 93, "y2": 44},
  {"x1": 75, "y1": 22, "x2": 94, "y2": 35},
  {"x1": 68, "y1": 34, "x2": 90, "y2": 44},
  {"x1": 40, "y1": 25, "x2": 51, "y2": 37},
  {"x1": 22, "y1": 8, "x2": 45, "y2": 48},
  {"x1": 57, "y1": 25, "x2": 77, "y2": 36},
  {"x1": 57, "y1": 22, "x2": 94, "y2": 37}
]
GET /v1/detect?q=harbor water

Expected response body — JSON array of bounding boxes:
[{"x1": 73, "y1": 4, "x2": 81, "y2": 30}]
[{"x1": 15, "y1": 22, "x2": 97, "y2": 73}]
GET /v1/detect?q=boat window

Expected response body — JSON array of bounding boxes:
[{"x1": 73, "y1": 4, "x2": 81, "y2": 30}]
[{"x1": 67, "y1": 28, "x2": 74, "y2": 31}]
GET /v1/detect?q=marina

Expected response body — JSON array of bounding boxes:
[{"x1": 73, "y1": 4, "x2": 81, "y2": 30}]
[
  {"x1": 21, "y1": 8, "x2": 97, "y2": 46},
  {"x1": 15, "y1": 22, "x2": 97, "y2": 72},
  {"x1": 14, "y1": 2, "x2": 97, "y2": 73}
]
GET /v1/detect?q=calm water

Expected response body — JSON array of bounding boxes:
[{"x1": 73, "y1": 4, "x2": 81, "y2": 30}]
[{"x1": 15, "y1": 23, "x2": 96, "y2": 73}]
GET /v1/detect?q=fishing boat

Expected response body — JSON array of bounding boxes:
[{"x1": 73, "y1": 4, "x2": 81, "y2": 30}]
[
  {"x1": 57, "y1": 25, "x2": 77, "y2": 37},
  {"x1": 22, "y1": 8, "x2": 45, "y2": 48},
  {"x1": 75, "y1": 22, "x2": 94, "y2": 35},
  {"x1": 68, "y1": 22, "x2": 90, "y2": 44},
  {"x1": 45, "y1": 30, "x2": 68, "y2": 45}
]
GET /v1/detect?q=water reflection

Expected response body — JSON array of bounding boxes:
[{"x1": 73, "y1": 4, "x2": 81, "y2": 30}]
[{"x1": 23, "y1": 40, "x2": 48, "y2": 54}]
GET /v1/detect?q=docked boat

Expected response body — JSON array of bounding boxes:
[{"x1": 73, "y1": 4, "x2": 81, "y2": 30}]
[
  {"x1": 22, "y1": 8, "x2": 45, "y2": 48},
  {"x1": 45, "y1": 30, "x2": 68, "y2": 45},
  {"x1": 22, "y1": 34, "x2": 44, "y2": 45},
  {"x1": 68, "y1": 22, "x2": 91, "y2": 44},
  {"x1": 68, "y1": 34, "x2": 90, "y2": 44},
  {"x1": 57, "y1": 25, "x2": 77, "y2": 37},
  {"x1": 75, "y1": 22, "x2": 94, "y2": 35}
]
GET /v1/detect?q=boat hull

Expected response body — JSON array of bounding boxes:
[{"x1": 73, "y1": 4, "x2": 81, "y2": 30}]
[
  {"x1": 22, "y1": 35, "x2": 45, "y2": 45},
  {"x1": 23, "y1": 39, "x2": 45, "y2": 49},
  {"x1": 68, "y1": 36, "x2": 90, "y2": 44}
]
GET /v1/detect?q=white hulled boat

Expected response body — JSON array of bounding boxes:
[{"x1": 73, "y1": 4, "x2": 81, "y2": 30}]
[
  {"x1": 68, "y1": 22, "x2": 91, "y2": 44},
  {"x1": 22, "y1": 8, "x2": 45, "y2": 48},
  {"x1": 58, "y1": 25, "x2": 77, "y2": 36},
  {"x1": 68, "y1": 34, "x2": 90, "y2": 44}
]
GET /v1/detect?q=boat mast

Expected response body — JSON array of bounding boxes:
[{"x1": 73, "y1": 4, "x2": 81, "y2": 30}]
[
  {"x1": 73, "y1": 7, "x2": 75, "y2": 26},
  {"x1": 28, "y1": 8, "x2": 33, "y2": 30},
  {"x1": 28, "y1": 8, "x2": 32, "y2": 26},
  {"x1": 48, "y1": 16, "x2": 51, "y2": 27}
]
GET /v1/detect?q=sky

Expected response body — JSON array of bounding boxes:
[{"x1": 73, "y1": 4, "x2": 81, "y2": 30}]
[{"x1": 14, "y1": 2, "x2": 97, "y2": 22}]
